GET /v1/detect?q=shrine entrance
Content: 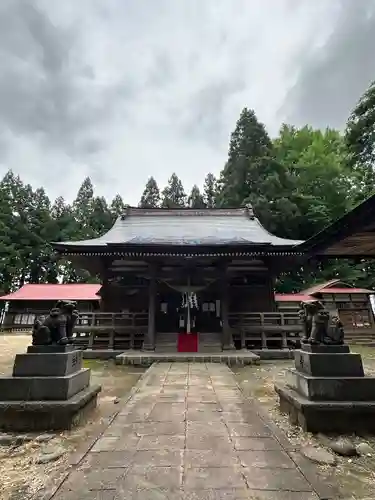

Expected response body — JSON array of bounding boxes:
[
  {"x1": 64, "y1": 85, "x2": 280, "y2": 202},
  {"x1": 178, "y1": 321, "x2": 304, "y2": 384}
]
[{"x1": 155, "y1": 273, "x2": 220, "y2": 352}]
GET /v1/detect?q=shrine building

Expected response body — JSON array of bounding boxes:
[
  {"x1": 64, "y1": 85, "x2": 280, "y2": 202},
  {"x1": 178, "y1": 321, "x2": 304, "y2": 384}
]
[{"x1": 49, "y1": 200, "x2": 375, "y2": 353}]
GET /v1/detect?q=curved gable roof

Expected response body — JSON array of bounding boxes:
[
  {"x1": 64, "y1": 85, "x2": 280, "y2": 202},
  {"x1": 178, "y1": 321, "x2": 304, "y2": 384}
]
[{"x1": 53, "y1": 207, "x2": 303, "y2": 249}]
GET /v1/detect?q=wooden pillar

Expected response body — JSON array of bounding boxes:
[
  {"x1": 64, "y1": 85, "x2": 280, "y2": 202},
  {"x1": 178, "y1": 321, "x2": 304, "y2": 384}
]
[
  {"x1": 221, "y1": 266, "x2": 235, "y2": 351},
  {"x1": 143, "y1": 264, "x2": 157, "y2": 351}
]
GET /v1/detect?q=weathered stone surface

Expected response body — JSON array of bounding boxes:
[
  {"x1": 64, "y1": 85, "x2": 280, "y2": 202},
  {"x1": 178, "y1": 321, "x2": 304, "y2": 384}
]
[
  {"x1": 294, "y1": 350, "x2": 364, "y2": 377},
  {"x1": 27, "y1": 345, "x2": 77, "y2": 354},
  {"x1": 300, "y1": 343, "x2": 350, "y2": 354},
  {"x1": 0, "y1": 433, "x2": 33, "y2": 446},
  {"x1": 132, "y1": 449, "x2": 183, "y2": 467},
  {"x1": 301, "y1": 445, "x2": 337, "y2": 466},
  {"x1": 0, "y1": 384, "x2": 101, "y2": 432},
  {"x1": 185, "y1": 449, "x2": 239, "y2": 468},
  {"x1": 40, "y1": 363, "x2": 325, "y2": 498},
  {"x1": 242, "y1": 467, "x2": 312, "y2": 492},
  {"x1": 137, "y1": 434, "x2": 185, "y2": 450},
  {"x1": 0, "y1": 368, "x2": 90, "y2": 401},
  {"x1": 232, "y1": 437, "x2": 282, "y2": 451},
  {"x1": 330, "y1": 439, "x2": 357, "y2": 456},
  {"x1": 287, "y1": 369, "x2": 375, "y2": 401},
  {"x1": 63, "y1": 468, "x2": 127, "y2": 491},
  {"x1": 356, "y1": 442, "x2": 373, "y2": 456},
  {"x1": 80, "y1": 450, "x2": 136, "y2": 469},
  {"x1": 0, "y1": 433, "x2": 17, "y2": 446},
  {"x1": 35, "y1": 433, "x2": 55, "y2": 443},
  {"x1": 237, "y1": 449, "x2": 295, "y2": 468},
  {"x1": 226, "y1": 421, "x2": 272, "y2": 437},
  {"x1": 119, "y1": 465, "x2": 181, "y2": 490},
  {"x1": 275, "y1": 382, "x2": 375, "y2": 433},
  {"x1": 184, "y1": 466, "x2": 245, "y2": 489},
  {"x1": 36, "y1": 444, "x2": 65, "y2": 463},
  {"x1": 52, "y1": 491, "x2": 116, "y2": 500},
  {"x1": 13, "y1": 351, "x2": 82, "y2": 377}
]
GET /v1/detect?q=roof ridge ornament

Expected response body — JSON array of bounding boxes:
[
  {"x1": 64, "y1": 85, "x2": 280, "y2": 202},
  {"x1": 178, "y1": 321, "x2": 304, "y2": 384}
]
[{"x1": 245, "y1": 203, "x2": 255, "y2": 220}]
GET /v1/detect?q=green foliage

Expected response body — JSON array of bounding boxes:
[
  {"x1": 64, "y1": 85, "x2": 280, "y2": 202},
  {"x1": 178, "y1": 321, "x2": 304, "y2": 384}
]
[
  {"x1": 161, "y1": 173, "x2": 187, "y2": 208},
  {"x1": 203, "y1": 173, "x2": 217, "y2": 208},
  {"x1": 345, "y1": 79, "x2": 375, "y2": 201},
  {"x1": 0, "y1": 173, "x2": 125, "y2": 291},
  {"x1": 274, "y1": 125, "x2": 353, "y2": 238},
  {"x1": 110, "y1": 194, "x2": 127, "y2": 220},
  {"x1": 139, "y1": 177, "x2": 161, "y2": 208},
  {"x1": 216, "y1": 108, "x2": 299, "y2": 236},
  {"x1": 188, "y1": 185, "x2": 205, "y2": 208},
  {"x1": 2, "y1": 82, "x2": 375, "y2": 295}
]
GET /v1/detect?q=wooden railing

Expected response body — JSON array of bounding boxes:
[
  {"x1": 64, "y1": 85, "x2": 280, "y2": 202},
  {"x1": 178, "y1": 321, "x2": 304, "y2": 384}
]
[
  {"x1": 229, "y1": 312, "x2": 302, "y2": 349},
  {"x1": 74, "y1": 312, "x2": 148, "y2": 350},
  {"x1": 2, "y1": 310, "x2": 302, "y2": 351}
]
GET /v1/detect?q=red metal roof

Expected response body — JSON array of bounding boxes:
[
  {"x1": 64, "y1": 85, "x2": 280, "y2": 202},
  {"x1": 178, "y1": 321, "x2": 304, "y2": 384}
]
[
  {"x1": 301, "y1": 280, "x2": 373, "y2": 295},
  {"x1": 0, "y1": 284, "x2": 101, "y2": 301},
  {"x1": 275, "y1": 294, "x2": 310, "y2": 302},
  {"x1": 275, "y1": 287, "x2": 372, "y2": 303},
  {"x1": 321, "y1": 287, "x2": 372, "y2": 294},
  {"x1": 1, "y1": 283, "x2": 372, "y2": 303}
]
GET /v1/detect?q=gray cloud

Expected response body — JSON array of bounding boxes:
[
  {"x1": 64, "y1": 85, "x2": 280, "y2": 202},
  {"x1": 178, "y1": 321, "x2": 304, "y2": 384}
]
[
  {"x1": 283, "y1": 0, "x2": 375, "y2": 129},
  {"x1": 0, "y1": 0, "x2": 373, "y2": 204}
]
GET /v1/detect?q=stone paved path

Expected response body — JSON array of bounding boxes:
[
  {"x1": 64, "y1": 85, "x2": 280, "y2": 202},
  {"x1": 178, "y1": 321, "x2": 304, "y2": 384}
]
[{"x1": 51, "y1": 363, "x2": 321, "y2": 499}]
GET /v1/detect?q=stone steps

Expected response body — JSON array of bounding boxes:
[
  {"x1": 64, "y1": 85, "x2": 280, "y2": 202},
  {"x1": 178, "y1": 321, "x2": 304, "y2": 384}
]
[
  {"x1": 154, "y1": 333, "x2": 178, "y2": 353},
  {"x1": 198, "y1": 332, "x2": 222, "y2": 353}
]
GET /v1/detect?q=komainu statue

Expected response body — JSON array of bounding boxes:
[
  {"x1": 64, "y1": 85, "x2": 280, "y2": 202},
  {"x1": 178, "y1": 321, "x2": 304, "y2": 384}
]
[
  {"x1": 298, "y1": 299, "x2": 344, "y2": 345},
  {"x1": 32, "y1": 300, "x2": 79, "y2": 346}
]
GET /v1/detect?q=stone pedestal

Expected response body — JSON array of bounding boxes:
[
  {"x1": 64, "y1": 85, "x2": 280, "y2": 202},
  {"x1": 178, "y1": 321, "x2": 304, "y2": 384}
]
[
  {"x1": 275, "y1": 343, "x2": 375, "y2": 433},
  {"x1": 0, "y1": 345, "x2": 101, "y2": 432}
]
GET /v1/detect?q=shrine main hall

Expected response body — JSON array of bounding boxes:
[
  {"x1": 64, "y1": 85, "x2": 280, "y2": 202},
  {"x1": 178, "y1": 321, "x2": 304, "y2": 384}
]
[{"x1": 47, "y1": 196, "x2": 375, "y2": 355}]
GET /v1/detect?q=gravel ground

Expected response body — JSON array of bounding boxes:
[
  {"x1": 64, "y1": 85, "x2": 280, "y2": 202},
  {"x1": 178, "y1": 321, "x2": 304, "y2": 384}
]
[
  {"x1": 0, "y1": 335, "x2": 145, "y2": 500},
  {"x1": 233, "y1": 346, "x2": 375, "y2": 500}
]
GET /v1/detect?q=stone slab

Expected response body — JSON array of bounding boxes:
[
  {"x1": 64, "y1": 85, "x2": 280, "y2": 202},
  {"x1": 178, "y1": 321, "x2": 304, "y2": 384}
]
[
  {"x1": 0, "y1": 384, "x2": 101, "y2": 431},
  {"x1": 13, "y1": 350, "x2": 83, "y2": 377},
  {"x1": 115, "y1": 351, "x2": 260, "y2": 366},
  {"x1": 251, "y1": 349, "x2": 295, "y2": 360},
  {"x1": 300, "y1": 342, "x2": 350, "y2": 353},
  {"x1": 287, "y1": 368, "x2": 375, "y2": 401},
  {"x1": 0, "y1": 368, "x2": 90, "y2": 401},
  {"x1": 35, "y1": 362, "x2": 327, "y2": 500},
  {"x1": 27, "y1": 345, "x2": 78, "y2": 354},
  {"x1": 275, "y1": 381, "x2": 375, "y2": 433},
  {"x1": 294, "y1": 350, "x2": 364, "y2": 377},
  {"x1": 82, "y1": 349, "x2": 124, "y2": 360}
]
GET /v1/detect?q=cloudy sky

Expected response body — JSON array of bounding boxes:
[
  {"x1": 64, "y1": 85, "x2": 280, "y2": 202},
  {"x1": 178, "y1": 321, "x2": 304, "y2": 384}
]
[{"x1": 1, "y1": 0, "x2": 375, "y2": 205}]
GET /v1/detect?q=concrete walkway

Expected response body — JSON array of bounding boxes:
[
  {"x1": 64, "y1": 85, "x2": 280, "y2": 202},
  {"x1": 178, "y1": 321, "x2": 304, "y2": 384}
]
[{"x1": 51, "y1": 363, "x2": 322, "y2": 499}]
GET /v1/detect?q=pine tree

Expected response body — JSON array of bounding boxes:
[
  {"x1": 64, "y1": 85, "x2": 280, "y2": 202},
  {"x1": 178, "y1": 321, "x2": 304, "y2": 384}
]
[
  {"x1": 188, "y1": 185, "x2": 205, "y2": 208},
  {"x1": 161, "y1": 173, "x2": 187, "y2": 208},
  {"x1": 216, "y1": 108, "x2": 296, "y2": 234},
  {"x1": 0, "y1": 176, "x2": 19, "y2": 292},
  {"x1": 1, "y1": 172, "x2": 36, "y2": 286},
  {"x1": 203, "y1": 173, "x2": 217, "y2": 208},
  {"x1": 28, "y1": 187, "x2": 57, "y2": 283},
  {"x1": 72, "y1": 177, "x2": 95, "y2": 239},
  {"x1": 110, "y1": 194, "x2": 126, "y2": 220},
  {"x1": 216, "y1": 108, "x2": 274, "y2": 208},
  {"x1": 89, "y1": 196, "x2": 113, "y2": 236},
  {"x1": 139, "y1": 177, "x2": 160, "y2": 208}
]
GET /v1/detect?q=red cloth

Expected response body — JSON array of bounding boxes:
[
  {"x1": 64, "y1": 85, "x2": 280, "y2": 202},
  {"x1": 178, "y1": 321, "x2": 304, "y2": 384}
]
[{"x1": 177, "y1": 332, "x2": 198, "y2": 352}]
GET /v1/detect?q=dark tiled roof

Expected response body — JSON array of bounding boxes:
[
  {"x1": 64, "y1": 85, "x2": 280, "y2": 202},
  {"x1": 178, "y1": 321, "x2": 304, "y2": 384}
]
[{"x1": 54, "y1": 207, "x2": 303, "y2": 248}]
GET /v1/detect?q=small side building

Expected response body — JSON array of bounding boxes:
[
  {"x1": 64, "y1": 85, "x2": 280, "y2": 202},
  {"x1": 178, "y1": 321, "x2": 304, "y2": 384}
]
[
  {"x1": 275, "y1": 279, "x2": 375, "y2": 343},
  {"x1": 0, "y1": 284, "x2": 101, "y2": 331}
]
